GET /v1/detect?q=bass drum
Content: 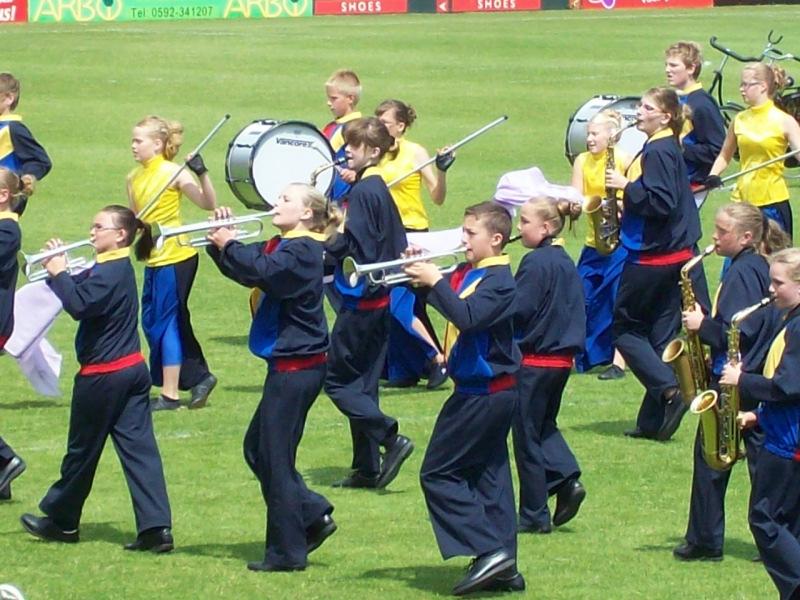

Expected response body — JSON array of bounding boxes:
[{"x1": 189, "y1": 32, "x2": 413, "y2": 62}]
[
  {"x1": 777, "y1": 89, "x2": 800, "y2": 168},
  {"x1": 564, "y1": 95, "x2": 647, "y2": 165},
  {"x1": 226, "y1": 120, "x2": 335, "y2": 210}
]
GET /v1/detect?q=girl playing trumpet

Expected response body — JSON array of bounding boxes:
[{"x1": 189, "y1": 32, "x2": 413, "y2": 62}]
[
  {"x1": 127, "y1": 115, "x2": 218, "y2": 411},
  {"x1": 206, "y1": 184, "x2": 340, "y2": 572}
]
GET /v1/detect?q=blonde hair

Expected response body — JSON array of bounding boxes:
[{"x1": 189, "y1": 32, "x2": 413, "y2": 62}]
[
  {"x1": 135, "y1": 115, "x2": 184, "y2": 161},
  {"x1": 665, "y1": 41, "x2": 703, "y2": 79},
  {"x1": 769, "y1": 248, "x2": 800, "y2": 283},
  {"x1": 0, "y1": 73, "x2": 20, "y2": 110},
  {"x1": 0, "y1": 167, "x2": 33, "y2": 209},
  {"x1": 718, "y1": 203, "x2": 791, "y2": 256},
  {"x1": 525, "y1": 197, "x2": 581, "y2": 236},
  {"x1": 286, "y1": 183, "x2": 342, "y2": 238},
  {"x1": 742, "y1": 63, "x2": 788, "y2": 98},
  {"x1": 590, "y1": 109, "x2": 623, "y2": 133},
  {"x1": 325, "y1": 69, "x2": 362, "y2": 103}
]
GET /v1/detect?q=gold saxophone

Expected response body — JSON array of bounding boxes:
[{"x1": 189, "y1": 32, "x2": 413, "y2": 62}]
[
  {"x1": 585, "y1": 139, "x2": 621, "y2": 256},
  {"x1": 690, "y1": 296, "x2": 774, "y2": 471},
  {"x1": 661, "y1": 244, "x2": 716, "y2": 404}
]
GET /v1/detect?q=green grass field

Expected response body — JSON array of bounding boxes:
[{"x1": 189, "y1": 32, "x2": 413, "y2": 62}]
[{"x1": 2, "y1": 6, "x2": 800, "y2": 598}]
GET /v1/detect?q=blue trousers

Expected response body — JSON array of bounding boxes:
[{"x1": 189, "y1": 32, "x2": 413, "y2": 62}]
[
  {"x1": 512, "y1": 366, "x2": 581, "y2": 529},
  {"x1": 684, "y1": 422, "x2": 762, "y2": 551},
  {"x1": 325, "y1": 307, "x2": 397, "y2": 477},
  {"x1": 749, "y1": 449, "x2": 800, "y2": 600},
  {"x1": 420, "y1": 387, "x2": 517, "y2": 559},
  {"x1": 243, "y1": 363, "x2": 332, "y2": 568},
  {"x1": 40, "y1": 363, "x2": 171, "y2": 533}
]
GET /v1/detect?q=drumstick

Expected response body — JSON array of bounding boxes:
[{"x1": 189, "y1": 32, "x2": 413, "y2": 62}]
[
  {"x1": 137, "y1": 114, "x2": 231, "y2": 221},
  {"x1": 386, "y1": 115, "x2": 508, "y2": 188}
]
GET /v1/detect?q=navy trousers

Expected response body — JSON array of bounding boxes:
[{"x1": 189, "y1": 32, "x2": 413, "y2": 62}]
[
  {"x1": 684, "y1": 423, "x2": 762, "y2": 551},
  {"x1": 40, "y1": 364, "x2": 171, "y2": 533},
  {"x1": 420, "y1": 387, "x2": 517, "y2": 560},
  {"x1": 749, "y1": 449, "x2": 800, "y2": 600},
  {"x1": 325, "y1": 307, "x2": 397, "y2": 477},
  {"x1": 243, "y1": 363, "x2": 333, "y2": 568},
  {"x1": 613, "y1": 259, "x2": 710, "y2": 433},
  {"x1": 512, "y1": 366, "x2": 581, "y2": 529}
]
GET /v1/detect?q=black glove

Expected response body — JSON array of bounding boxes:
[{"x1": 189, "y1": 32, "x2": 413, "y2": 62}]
[
  {"x1": 703, "y1": 174, "x2": 722, "y2": 190},
  {"x1": 187, "y1": 154, "x2": 208, "y2": 177},
  {"x1": 435, "y1": 151, "x2": 456, "y2": 172}
]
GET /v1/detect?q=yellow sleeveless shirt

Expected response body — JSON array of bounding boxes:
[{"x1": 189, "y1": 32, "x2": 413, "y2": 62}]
[
  {"x1": 376, "y1": 138, "x2": 429, "y2": 231},
  {"x1": 579, "y1": 148, "x2": 631, "y2": 248},
  {"x1": 732, "y1": 101, "x2": 790, "y2": 207},
  {"x1": 128, "y1": 154, "x2": 197, "y2": 268}
]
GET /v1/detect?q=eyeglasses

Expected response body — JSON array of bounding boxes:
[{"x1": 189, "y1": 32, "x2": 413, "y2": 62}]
[
  {"x1": 739, "y1": 81, "x2": 763, "y2": 89},
  {"x1": 635, "y1": 102, "x2": 663, "y2": 114},
  {"x1": 90, "y1": 225, "x2": 121, "y2": 232}
]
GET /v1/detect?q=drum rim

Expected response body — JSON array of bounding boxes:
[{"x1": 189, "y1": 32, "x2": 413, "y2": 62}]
[{"x1": 564, "y1": 94, "x2": 642, "y2": 165}]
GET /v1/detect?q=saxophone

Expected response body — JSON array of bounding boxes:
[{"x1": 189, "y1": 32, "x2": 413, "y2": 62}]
[
  {"x1": 661, "y1": 244, "x2": 716, "y2": 405},
  {"x1": 690, "y1": 296, "x2": 774, "y2": 471},
  {"x1": 585, "y1": 133, "x2": 622, "y2": 256}
]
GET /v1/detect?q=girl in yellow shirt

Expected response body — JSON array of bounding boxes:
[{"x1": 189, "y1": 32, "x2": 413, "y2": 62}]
[{"x1": 127, "y1": 115, "x2": 217, "y2": 411}]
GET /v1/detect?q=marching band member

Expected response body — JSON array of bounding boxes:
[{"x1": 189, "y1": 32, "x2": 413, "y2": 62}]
[
  {"x1": 707, "y1": 63, "x2": 800, "y2": 238},
  {"x1": 722, "y1": 248, "x2": 800, "y2": 599},
  {"x1": 664, "y1": 41, "x2": 726, "y2": 188},
  {"x1": 674, "y1": 203, "x2": 789, "y2": 561},
  {"x1": 322, "y1": 69, "x2": 362, "y2": 205},
  {"x1": 206, "y1": 184, "x2": 340, "y2": 572},
  {"x1": 21, "y1": 206, "x2": 173, "y2": 552},
  {"x1": 127, "y1": 115, "x2": 218, "y2": 411},
  {"x1": 0, "y1": 73, "x2": 52, "y2": 216},
  {"x1": 405, "y1": 202, "x2": 524, "y2": 595},
  {"x1": 324, "y1": 117, "x2": 414, "y2": 490},
  {"x1": 571, "y1": 110, "x2": 631, "y2": 380},
  {"x1": 606, "y1": 86, "x2": 709, "y2": 441},
  {"x1": 375, "y1": 99, "x2": 452, "y2": 389},
  {"x1": 0, "y1": 168, "x2": 29, "y2": 501},
  {"x1": 513, "y1": 198, "x2": 586, "y2": 535}
]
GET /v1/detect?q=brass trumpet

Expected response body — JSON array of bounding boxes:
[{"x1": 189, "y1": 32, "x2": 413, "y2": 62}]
[
  {"x1": 20, "y1": 239, "x2": 96, "y2": 282},
  {"x1": 152, "y1": 210, "x2": 277, "y2": 250},
  {"x1": 342, "y1": 247, "x2": 465, "y2": 287}
]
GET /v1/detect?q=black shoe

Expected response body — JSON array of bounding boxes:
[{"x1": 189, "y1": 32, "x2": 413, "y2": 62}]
[
  {"x1": 672, "y1": 542, "x2": 722, "y2": 562},
  {"x1": 383, "y1": 378, "x2": 419, "y2": 389},
  {"x1": 307, "y1": 514, "x2": 337, "y2": 554},
  {"x1": 151, "y1": 395, "x2": 181, "y2": 412},
  {"x1": 247, "y1": 560, "x2": 305, "y2": 572},
  {"x1": 20, "y1": 513, "x2": 79, "y2": 543},
  {"x1": 597, "y1": 365, "x2": 625, "y2": 381},
  {"x1": 332, "y1": 472, "x2": 378, "y2": 489},
  {"x1": 484, "y1": 566, "x2": 526, "y2": 592},
  {"x1": 624, "y1": 428, "x2": 658, "y2": 440},
  {"x1": 376, "y1": 435, "x2": 414, "y2": 489},
  {"x1": 518, "y1": 522, "x2": 551, "y2": 534},
  {"x1": 452, "y1": 549, "x2": 515, "y2": 596},
  {"x1": 0, "y1": 456, "x2": 26, "y2": 491},
  {"x1": 553, "y1": 479, "x2": 586, "y2": 527},
  {"x1": 0, "y1": 484, "x2": 10, "y2": 501},
  {"x1": 189, "y1": 374, "x2": 217, "y2": 410},
  {"x1": 657, "y1": 392, "x2": 688, "y2": 441},
  {"x1": 124, "y1": 527, "x2": 174, "y2": 553},
  {"x1": 426, "y1": 362, "x2": 449, "y2": 390}
]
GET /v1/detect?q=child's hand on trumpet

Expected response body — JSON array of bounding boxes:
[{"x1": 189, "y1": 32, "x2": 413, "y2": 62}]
[
  {"x1": 402, "y1": 245, "x2": 443, "y2": 288},
  {"x1": 206, "y1": 207, "x2": 237, "y2": 249},
  {"x1": 42, "y1": 238, "x2": 68, "y2": 276}
]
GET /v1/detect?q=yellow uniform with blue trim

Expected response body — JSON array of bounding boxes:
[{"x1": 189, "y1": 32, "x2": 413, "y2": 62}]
[
  {"x1": 376, "y1": 138, "x2": 429, "y2": 231},
  {"x1": 128, "y1": 155, "x2": 196, "y2": 267},
  {"x1": 731, "y1": 101, "x2": 791, "y2": 207}
]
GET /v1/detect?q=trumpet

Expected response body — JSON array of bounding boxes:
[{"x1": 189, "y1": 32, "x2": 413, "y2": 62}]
[
  {"x1": 342, "y1": 247, "x2": 465, "y2": 287},
  {"x1": 20, "y1": 239, "x2": 96, "y2": 282},
  {"x1": 152, "y1": 210, "x2": 277, "y2": 250}
]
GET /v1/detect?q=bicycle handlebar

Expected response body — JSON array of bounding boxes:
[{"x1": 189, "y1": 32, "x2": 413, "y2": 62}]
[{"x1": 709, "y1": 36, "x2": 761, "y2": 63}]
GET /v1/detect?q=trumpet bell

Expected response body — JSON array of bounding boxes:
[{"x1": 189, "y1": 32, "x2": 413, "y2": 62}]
[{"x1": 342, "y1": 256, "x2": 359, "y2": 288}]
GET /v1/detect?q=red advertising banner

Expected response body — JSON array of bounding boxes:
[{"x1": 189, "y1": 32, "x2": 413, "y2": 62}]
[
  {"x1": 0, "y1": 0, "x2": 27, "y2": 23},
  {"x1": 314, "y1": 0, "x2": 408, "y2": 13},
  {"x1": 450, "y1": 0, "x2": 540, "y2": 10},
  {"x1": 579, "y1": 0, "x2": 711, "y2": 8}
]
